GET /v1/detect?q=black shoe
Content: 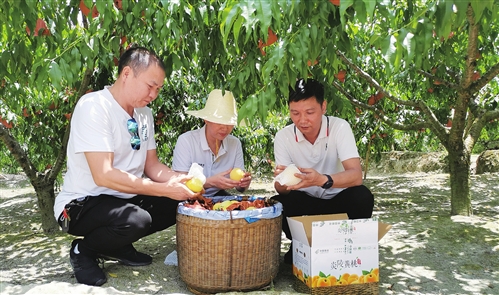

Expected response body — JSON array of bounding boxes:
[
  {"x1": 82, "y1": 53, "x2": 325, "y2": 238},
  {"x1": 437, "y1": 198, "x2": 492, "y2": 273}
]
[
  {"x1": 98, "y1": 244, "x2": 152, "y2": 266},
  {"x1": 70, "y1": 239, "x2": 107, "y2": 286},
  {"x1": 284, "y1": 247, "x2": 293, "y2": 264}
]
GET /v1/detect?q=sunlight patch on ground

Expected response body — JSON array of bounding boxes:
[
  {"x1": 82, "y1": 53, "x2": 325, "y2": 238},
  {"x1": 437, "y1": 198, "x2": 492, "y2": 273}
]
[
  {"x1": 451, "y1": 215, "x2": 499, "y2": 235},
  {"x1": 0, "y1": 197, "x2": 32, "y2": 208},
  {"x1": 0, "y1": 282, "x2": 142, "y2": 295},
  {"x1": 388, "y1": 264, "x2": 437, "y2": 283},
  {"x1": 455, "y1": 272, "x2": 495, "y2": 293}
]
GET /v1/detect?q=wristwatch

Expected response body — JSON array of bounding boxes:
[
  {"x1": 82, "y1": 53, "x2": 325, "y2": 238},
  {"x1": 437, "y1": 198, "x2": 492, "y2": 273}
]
[{"x1": 321, "y1": 174, "x2": 333, "y2": 189}]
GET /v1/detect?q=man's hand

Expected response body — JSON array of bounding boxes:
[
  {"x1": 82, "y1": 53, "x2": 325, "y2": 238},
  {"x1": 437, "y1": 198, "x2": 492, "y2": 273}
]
[
  {"x1": 235, "y1": 171, "x2": 252, "y2": 193},
  {"x1": 273, "y1": 165, "x2": 290, "y2": 194},
  {"x1": 205, "y1": 169, "x2": 240, "y2": 190},
  {"x1": 285, "y1": 167, "x2": 325, "y2": 190},
  {"x1": 164, "y1": 174, "x2": 200, "y2": 201}
]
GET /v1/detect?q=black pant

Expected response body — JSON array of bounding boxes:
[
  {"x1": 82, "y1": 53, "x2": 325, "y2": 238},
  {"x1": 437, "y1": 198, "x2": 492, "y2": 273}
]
[
  {"x1": 59, "y1": 194, "x2": 180, "y2": 255},
  {"x1": 271, "y1": 185, "x2": 374, "y2": 240}
]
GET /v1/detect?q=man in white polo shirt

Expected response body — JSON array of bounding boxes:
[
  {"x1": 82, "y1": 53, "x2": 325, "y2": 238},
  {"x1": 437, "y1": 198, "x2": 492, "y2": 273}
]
[
  {"x1": 172, "y1": 89, "x2": 252, "y2": 196},
  {"x1": 271, "y1": 78, "x2": 374, "y2": 264}
]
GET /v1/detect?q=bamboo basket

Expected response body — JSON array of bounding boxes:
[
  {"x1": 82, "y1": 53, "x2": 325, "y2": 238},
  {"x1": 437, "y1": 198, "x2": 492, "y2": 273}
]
[
  {"x1": 293, "y1": 277, "x2": 379, "y2": 295},
  {"x1": 176, "y1": 206, "x2": 282, "y2": 294}
]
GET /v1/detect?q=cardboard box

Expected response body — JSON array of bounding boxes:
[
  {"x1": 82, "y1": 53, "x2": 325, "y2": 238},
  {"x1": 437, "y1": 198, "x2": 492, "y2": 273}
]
[{"x1": 288, "y1": 213, "x2": 391, "y2": 289}]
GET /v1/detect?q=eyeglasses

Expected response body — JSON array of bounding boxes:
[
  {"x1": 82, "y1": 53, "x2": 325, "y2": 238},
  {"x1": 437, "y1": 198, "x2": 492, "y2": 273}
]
[{"x1": 127, "y1": 118, "x2": 141, "y2": 150}]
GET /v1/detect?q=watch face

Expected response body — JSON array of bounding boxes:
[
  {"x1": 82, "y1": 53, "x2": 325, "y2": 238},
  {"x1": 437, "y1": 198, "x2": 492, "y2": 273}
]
[{"x1": 322, "y1": 174, "x2": 333, "y2": 189}]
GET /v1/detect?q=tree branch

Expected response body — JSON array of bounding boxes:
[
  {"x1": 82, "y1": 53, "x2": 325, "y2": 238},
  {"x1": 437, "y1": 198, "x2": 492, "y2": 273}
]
[
  {"x1": 46, "y1": 68, "x2": 94, "y2": 183},
  {"x1": 417, "y1": 69, "x2": 458, "y2": 89},
  {"x1": 0, "y1": 125, "x2": 39, "y2": 183},
  {"x1": 467, "y1": 109, "x2": 499, "y2": 150},
  {"x1": 335, "y1": 50, "x2": 419, "y2": 108},
  {"x1": 332, "y1": 80, "x2": 428, "y2": 131},
  {"x1": 469, "y1": 61, "x2": 499, "y2": 94}
]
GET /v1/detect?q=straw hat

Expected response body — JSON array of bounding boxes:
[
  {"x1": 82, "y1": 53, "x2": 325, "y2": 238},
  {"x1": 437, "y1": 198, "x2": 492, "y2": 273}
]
[{"x1": 186, "y1": 89, "x2": 238, "y2": 125}]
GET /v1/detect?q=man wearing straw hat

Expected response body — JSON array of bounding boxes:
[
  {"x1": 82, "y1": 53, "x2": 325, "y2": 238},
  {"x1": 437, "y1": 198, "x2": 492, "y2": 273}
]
[{"x1": 172, "y1": 89, "x2": 252, "y2": 196}]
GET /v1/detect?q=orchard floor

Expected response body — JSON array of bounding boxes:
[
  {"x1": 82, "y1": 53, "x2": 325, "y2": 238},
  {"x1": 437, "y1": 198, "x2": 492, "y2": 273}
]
[{"x1": 0, "y1": 171, "x2": 498, "y2": 295}]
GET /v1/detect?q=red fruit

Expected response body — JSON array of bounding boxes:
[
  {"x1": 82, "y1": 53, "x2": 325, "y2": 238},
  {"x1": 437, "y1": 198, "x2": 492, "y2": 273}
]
[
  {"x1": 472, "y1": 71, "x2": 480, "y2": 81},
  {"x1": 1, "y1": 118, "x2": 12, "y2": 129},
  {"x1": 64, "y1": 113, "x2": 72, "y2": 120},
  {"x1": 434, "y1": 80, "x2": 442, "y2": 85},
  {"x1": 26, "y1": 18, "x2": 50, "y2": 37},
  {"x1": 258, "y1": 27, "x2": 278, "y2": 55},
  {"x1": 307, "y1": 59, "x2": 319, "y2": 67},
  {"x1": 259, "y1": 46, "x2": 266, "y2": 56},
  {"x1": 374, "y1": 91, "x2": 384, "y2": 102},
  {"x1": 329, "y1": 0, "x2": 340, "y2": 6},
  {"x1": 428, "y1": 88, "x2": 434, "y2": 93},
  {"x1": 80, "y1": 0, "x2": 99, "y2": 18},
  {"x1": 23, "y1": 108, "x2": 30, "y2": 117},
  {"x1": 367, "y1": 95, "x2": 376, "y2": 105},
  {"x1": 49, "y1": 102, "x2": 56, "y2": 111},
  {"x1": 265, "y1": 28, "x2": 278, "y2": 46},
  {"x1": 335, "y1": 70, "x2": 346, "y2": 82},
  {"x1": 114, "y1": 0, "x2": 122, "y2": 10}
]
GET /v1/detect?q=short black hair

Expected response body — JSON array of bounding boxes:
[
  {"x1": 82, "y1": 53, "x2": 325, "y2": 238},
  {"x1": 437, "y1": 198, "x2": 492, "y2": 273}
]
[
  {"x1": 118, "y1": 46, "x2": 166, "y2": 76},
  {"x1": 288, "y1": 78, "x2": 325, "y2": 105}
]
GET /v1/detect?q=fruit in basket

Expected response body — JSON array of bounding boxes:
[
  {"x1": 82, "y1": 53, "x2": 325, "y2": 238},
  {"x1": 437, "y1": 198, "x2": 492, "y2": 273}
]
[
  {"x1": 213, "y1": 200, "x2": 237, "y2": 211},
  {"x1": 186, "y1": 177, "x2": 203, "y2": 193},
  {"x1": 229, "y1": 168, "x2": 245, "y2": 181}
]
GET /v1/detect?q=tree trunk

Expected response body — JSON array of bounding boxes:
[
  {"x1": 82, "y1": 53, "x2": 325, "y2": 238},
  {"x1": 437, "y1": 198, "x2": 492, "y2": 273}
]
[
  {"x1": 33, "y1": 182, "x2": 59, "y2": 233},
  {"x1": 447, "y1": 150, "x2": 472, "y2": 216}
]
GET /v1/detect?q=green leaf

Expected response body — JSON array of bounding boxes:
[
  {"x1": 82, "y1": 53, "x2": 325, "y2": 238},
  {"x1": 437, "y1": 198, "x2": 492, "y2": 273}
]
[
  {"x1": 354, "y1": 0, "x2": 367, "y2": 23},
  {"x1": 220, "y1": 5, "x2": 241, "y2": 47},
  {"x1": 379, "y1": 35, "x2": 397, "y2": 65},
  {"x1": 48, "y1": 61, "x2": 62, "y2": 91},
  {"x1": 255, "y1": 0, "x2": 272, "y2": 33},
  {"x1": 434, "y1": 0, "x2": 452, "y2": 39},
  {"x1": 363, "y1": 0, "x2": 376, "y2": 17},
  {"x1": 232, "y1": 16, "x2": 244, "y2": 52}
]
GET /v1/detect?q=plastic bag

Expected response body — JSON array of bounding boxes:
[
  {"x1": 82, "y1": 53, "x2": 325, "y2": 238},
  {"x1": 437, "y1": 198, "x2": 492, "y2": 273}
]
[
  {"x1": 274, "y1": 164, "x2": 302, "y2": 186},
  {"x1": 164, "y1": 250, "x2": 178, "y2": 266},
  {"x1": 187, "y1": 163, "x2": 206, "y2": 184},
  {"x1": 178, "y1": 196, "x2": 282, "y2": 221}
]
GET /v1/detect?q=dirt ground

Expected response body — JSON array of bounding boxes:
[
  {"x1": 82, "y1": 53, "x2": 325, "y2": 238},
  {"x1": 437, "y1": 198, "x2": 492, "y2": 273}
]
[{"x1": 0, "y1": 165, "x2": 498, "y2": 295}]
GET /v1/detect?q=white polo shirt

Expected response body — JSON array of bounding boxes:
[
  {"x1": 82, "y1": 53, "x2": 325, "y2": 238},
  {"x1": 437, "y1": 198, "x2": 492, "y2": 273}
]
[
  {"x1": 172, "y1": 125, "x2": 245, "y2": 196},
  {"x1": 53, "y1": 87, "x2": 157, "y2": 219},
  {"x1": 274, "y1": 115, "x2": 359, "y2": 199}
]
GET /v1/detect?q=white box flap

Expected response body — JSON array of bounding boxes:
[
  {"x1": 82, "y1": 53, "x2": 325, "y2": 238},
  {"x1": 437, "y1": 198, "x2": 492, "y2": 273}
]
[
  {"x1": 287, "y1": 217, "x2": 310, "y2": 246},
  {"x1": 288, "y1": 214, "x2": 349, "y2": 246}
]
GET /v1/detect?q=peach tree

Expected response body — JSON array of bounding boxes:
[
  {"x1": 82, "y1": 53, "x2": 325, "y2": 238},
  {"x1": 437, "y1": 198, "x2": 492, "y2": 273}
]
[{"x1": 1, "y1": 0, "x2": 498, "y2": 233}]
